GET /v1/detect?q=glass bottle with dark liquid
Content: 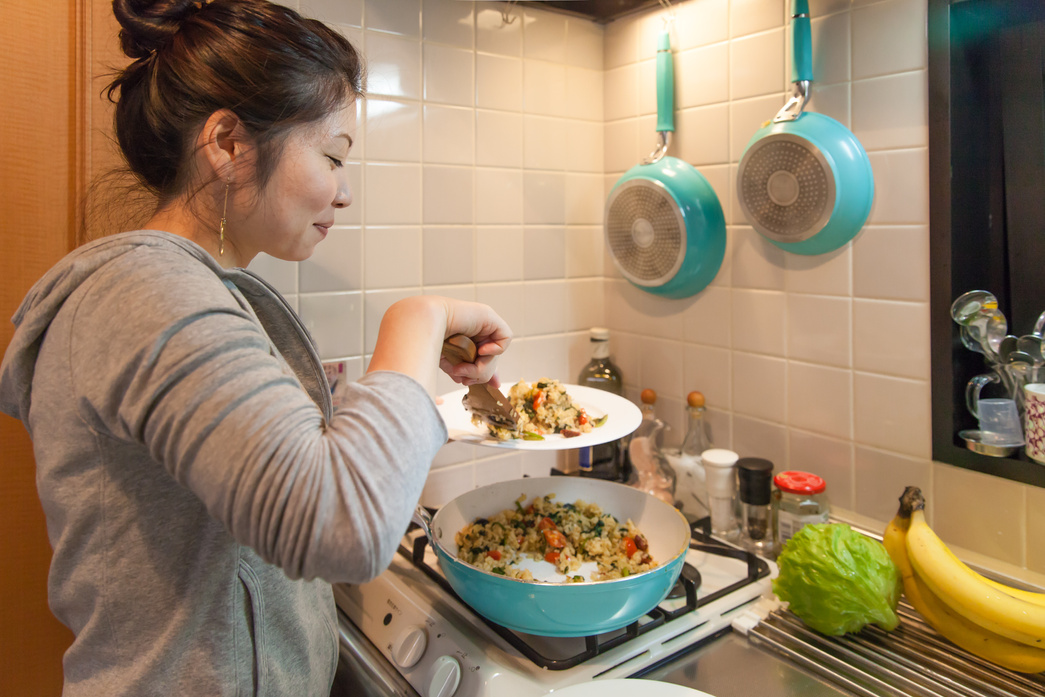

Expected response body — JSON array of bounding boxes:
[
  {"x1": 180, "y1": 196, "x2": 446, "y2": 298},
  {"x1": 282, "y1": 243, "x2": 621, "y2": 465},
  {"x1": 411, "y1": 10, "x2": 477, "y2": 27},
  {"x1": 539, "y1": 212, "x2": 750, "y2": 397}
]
[{"x1": 577, "y1": 327, "x2": 627, "y2": 481}]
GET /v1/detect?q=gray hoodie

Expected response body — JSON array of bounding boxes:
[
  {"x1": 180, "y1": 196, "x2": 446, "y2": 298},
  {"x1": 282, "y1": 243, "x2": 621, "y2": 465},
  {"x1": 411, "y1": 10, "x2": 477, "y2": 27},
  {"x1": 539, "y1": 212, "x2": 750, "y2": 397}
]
[{"x1": 0, "y1": 230, "x2": 447, "y2": 696}]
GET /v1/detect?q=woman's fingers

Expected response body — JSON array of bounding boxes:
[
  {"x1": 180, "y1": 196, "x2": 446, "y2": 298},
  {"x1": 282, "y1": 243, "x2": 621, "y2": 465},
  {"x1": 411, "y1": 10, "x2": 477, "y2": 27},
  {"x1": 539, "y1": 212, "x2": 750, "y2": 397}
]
[
  {"x1": 441, "y1": 357, "x2": 501, "y2": 386},
  {"x1": 438, "y1": 299, "x2": 511, "y2": 385},
  {"x1": 444, "y1": 301, "x2": 512, "y2": 355}
]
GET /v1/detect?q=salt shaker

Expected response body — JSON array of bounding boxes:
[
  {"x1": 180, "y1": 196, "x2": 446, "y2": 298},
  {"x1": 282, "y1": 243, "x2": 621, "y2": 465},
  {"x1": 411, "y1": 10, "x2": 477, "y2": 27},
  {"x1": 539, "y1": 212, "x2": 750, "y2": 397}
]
[{"x1": 701, "y1": 448, "x2": 739, "y2": 540}]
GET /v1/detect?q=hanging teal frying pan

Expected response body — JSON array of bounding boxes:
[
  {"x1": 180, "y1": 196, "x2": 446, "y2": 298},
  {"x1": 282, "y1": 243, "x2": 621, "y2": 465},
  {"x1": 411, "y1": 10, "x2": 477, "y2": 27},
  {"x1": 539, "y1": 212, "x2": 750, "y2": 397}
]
[
  {"x1": 737, "y1": 0, "x2": 874, "y2": 255},
  {"x1": 604, "y1": 30, "x2": 725, "y2": 299}
]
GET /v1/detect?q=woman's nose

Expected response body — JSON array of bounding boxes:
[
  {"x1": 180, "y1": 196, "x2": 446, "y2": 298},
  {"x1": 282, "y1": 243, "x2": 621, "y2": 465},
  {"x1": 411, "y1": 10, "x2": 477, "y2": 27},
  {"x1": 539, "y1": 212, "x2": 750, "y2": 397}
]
[{"x1": 333, "y1": 182, "x2": 352, "y2": 209}]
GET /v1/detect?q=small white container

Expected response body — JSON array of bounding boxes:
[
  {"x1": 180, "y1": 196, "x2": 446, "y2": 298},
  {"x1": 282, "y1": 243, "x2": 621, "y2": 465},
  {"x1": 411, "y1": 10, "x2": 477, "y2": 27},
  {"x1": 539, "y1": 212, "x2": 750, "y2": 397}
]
[{"x1": 701, "y1": 448, "x2": 739, "y2": 539}]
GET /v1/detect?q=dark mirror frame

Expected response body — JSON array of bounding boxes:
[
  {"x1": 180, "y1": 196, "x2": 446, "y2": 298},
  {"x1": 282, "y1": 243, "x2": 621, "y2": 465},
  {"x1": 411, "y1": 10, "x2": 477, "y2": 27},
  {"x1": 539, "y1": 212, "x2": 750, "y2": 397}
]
[{"x1": 929, "y1": 0, "x2": 1045, "y2": 488}]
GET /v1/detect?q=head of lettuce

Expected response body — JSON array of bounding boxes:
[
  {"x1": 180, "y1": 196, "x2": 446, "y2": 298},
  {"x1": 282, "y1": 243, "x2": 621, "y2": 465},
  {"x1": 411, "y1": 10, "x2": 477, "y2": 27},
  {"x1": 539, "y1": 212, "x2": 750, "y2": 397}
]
[{"x1": 772, "y1": 523, "x2": 902, "y2": 636}]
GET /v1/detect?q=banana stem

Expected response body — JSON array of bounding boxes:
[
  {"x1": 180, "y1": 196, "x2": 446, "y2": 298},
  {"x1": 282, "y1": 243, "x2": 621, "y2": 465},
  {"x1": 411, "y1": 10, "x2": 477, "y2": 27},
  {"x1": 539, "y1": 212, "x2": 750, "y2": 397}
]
[{"x1": 896, "y1": 486, "x2": 925, "y2": 520}]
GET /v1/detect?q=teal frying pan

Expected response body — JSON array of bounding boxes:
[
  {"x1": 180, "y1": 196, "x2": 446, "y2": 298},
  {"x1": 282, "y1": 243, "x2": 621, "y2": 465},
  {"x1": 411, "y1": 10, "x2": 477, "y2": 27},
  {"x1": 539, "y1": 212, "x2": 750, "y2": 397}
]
[
  {"x1": 737, "y1": 0, "x2": 874, "y2": 255},
  {"x1": 604, "y1": 31, "x2": 725, "y2": 299}
]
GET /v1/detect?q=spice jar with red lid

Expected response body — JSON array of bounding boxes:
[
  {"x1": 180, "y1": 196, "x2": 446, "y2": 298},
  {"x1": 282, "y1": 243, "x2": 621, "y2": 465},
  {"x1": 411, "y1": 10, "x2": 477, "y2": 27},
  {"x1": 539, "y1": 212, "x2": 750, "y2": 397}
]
[{"x1": 772, "y1": 470, "x2": 830, "y2": 548}]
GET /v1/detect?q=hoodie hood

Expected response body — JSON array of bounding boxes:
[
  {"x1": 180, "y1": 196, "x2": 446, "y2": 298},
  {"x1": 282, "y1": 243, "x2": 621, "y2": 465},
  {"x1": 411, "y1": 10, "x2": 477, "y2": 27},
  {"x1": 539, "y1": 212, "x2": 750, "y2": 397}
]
[{"x1": 0, "y1": 231, "x2": 226, "y2": 424}]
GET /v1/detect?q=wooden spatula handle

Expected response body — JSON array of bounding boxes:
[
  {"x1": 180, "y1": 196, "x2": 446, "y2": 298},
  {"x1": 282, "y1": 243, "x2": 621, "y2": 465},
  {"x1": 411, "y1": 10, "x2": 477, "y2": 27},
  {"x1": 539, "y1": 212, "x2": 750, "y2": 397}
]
[{"x1": 441, "y1": 334, "x2": 477, "y2": 366}]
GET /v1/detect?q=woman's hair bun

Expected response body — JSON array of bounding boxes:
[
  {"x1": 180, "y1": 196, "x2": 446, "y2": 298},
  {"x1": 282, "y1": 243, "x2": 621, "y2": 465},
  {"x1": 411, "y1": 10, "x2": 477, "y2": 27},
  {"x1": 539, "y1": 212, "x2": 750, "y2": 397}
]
[{"x1": 112, "y1": 0, "x2": 206, "y2": 59}]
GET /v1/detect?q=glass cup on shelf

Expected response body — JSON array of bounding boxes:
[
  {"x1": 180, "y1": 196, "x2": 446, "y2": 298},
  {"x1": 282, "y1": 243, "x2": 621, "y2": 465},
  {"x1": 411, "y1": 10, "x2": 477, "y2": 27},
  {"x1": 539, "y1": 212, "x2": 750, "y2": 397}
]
[{"x1": 966, "y1": 372, "x2": 1024, "y2": 445}]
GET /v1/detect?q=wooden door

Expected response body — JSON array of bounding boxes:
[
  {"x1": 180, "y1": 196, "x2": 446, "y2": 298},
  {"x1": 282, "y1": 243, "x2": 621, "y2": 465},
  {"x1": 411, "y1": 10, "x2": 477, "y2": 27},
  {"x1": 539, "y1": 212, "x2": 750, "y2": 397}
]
[{"x1": 1, "y1": 1, "x2": 125, "y2": 692}]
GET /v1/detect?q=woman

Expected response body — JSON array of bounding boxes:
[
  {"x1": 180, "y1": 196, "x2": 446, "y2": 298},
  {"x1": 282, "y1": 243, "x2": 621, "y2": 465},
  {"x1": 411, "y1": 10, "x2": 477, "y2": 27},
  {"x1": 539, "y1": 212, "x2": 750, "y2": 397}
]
[{"x1": 0, "y1": 1, "x2": 510, "y2": 695}]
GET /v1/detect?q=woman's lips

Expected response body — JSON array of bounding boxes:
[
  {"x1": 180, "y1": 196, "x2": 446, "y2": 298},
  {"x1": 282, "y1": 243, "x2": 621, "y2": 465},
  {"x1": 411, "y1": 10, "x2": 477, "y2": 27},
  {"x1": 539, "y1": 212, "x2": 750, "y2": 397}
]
[{"x1": 314, "y1": 223, "x2": 331, "y2": 236}]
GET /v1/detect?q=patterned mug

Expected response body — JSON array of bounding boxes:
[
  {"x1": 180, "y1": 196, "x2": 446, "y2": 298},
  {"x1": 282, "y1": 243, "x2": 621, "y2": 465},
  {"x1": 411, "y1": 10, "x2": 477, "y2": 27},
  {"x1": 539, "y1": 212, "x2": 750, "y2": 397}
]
[{"x1": 1025, "y1": 384, "x2": 1045, "y2": 464}]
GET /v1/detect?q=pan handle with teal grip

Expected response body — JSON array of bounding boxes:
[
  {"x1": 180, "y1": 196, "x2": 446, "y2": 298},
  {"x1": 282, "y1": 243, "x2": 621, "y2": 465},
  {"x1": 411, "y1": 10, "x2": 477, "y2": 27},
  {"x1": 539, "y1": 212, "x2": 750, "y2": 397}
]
[
  {"x1": 791, "y1": 0, "x2": 812, "y2": 84},
  {"x1": 656, "y1": 30, "x2": 675, "y2": 133}
]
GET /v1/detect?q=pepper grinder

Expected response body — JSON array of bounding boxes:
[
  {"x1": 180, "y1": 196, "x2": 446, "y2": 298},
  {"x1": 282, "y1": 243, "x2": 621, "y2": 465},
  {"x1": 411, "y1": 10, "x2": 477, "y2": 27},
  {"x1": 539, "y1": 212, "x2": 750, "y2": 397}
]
[{"x1": 736, "y1": 457, "x2": 777, "y2": 558}]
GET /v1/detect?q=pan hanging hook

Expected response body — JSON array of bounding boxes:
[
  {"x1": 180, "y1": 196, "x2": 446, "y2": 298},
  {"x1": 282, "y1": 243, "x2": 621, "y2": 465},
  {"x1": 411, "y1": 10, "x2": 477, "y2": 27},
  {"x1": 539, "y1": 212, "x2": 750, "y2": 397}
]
[
  {"x1": 773, "y1": 80, "x2": 810, "y2": 123},
  {"x1": 500, "y1": 0, "x2": 518, "y2": 25},
  {"x1": 643, "y1": 132, "x2": 671, "y2": 165},
  {"x1": 658, "y1": 0, "x2": 677, "y2": 33}
]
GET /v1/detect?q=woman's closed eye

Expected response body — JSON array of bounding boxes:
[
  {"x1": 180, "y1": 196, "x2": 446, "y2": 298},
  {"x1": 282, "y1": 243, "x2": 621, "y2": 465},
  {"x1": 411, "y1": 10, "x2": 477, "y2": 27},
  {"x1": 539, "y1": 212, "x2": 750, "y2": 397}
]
[{"x1": 327, "y1": 155, "x2": 344, "y2": 168}]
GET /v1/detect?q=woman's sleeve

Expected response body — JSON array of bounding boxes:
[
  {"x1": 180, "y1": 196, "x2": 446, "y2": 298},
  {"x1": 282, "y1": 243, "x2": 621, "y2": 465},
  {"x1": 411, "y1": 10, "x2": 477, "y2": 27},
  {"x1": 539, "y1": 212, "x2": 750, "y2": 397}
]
[{"x1": 69, "y1": 252, "x2": 447, "y2": 583}]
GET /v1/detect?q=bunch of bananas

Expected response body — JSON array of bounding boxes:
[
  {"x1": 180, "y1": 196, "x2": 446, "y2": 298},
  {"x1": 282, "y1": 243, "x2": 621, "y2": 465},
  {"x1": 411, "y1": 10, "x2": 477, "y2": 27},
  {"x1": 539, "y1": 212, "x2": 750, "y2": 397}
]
[{"x1": 882, "y1": 486, "x2": 1045, "y2": 673}]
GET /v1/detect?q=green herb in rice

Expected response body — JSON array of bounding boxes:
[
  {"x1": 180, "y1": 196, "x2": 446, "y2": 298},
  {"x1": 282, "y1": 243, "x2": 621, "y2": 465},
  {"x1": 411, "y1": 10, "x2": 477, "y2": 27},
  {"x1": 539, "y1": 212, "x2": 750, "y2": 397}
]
[
  {"x1": 454, "y1": 494, "x2": 656, "y2": 582},
  {"x1": 476, "y1": 379, "x2": 603, "y2": 441}
]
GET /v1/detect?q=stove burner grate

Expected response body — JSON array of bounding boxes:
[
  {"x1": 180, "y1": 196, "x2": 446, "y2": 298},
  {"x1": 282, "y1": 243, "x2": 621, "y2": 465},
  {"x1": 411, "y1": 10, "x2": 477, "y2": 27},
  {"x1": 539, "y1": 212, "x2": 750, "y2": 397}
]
[{"x1": 404, "y1": 519, "x2": 770, "y2": 671}]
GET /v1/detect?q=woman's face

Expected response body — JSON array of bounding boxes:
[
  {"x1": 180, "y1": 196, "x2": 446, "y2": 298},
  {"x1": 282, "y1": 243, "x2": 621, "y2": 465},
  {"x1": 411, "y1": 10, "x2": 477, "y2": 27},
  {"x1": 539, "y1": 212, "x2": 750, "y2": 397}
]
[{"x1": 232, "y1": 102, "x2": 355, "y2": 262}]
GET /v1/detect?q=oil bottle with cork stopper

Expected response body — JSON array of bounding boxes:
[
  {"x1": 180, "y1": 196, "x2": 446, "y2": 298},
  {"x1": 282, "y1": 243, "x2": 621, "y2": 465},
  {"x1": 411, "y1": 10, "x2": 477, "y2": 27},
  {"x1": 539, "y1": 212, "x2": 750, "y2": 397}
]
[
  {"x1": 680, "y1": 391, "x2": 712, "y2": 458},
  {"x1": 669, "y1": 390, "x2": 714, "y2": 522},
  {"x1": 736, "y1": 457, "x2": 777, "y2": 558}
]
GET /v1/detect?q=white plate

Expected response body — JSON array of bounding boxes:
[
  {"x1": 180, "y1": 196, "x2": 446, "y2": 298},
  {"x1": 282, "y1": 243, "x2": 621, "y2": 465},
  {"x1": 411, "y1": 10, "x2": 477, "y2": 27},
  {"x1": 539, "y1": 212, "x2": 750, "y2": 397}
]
[
  {"x1": 436, "y1": 383, "x2": 642, "y2": 450},
  {"x1": 545, "y1": 679, "x2": 716, "y2": 697}
]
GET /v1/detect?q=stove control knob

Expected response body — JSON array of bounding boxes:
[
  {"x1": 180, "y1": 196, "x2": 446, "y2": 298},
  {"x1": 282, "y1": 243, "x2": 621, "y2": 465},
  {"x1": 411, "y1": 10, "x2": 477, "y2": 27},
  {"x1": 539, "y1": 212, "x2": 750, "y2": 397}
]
[
  {"x1": 391, "y1": 625, "x2": 427, "y2": 668},
  {"x1": 427, "y1": 655, "x2": 461, "y2": 697}
]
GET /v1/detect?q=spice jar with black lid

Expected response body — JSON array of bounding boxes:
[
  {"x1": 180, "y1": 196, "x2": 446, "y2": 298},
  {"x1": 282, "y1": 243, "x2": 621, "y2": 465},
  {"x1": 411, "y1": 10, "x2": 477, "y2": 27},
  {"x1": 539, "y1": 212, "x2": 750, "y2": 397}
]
[{"x1": 736, "y1": 457, "x2": 777, "y2": 558}]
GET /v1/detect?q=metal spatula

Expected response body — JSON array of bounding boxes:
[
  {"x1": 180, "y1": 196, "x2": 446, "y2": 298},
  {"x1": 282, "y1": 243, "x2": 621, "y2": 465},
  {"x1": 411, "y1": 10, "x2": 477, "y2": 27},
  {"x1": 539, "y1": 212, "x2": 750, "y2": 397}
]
[{"x1": 441, "y1": 335, "x2": 519, "y2": 432}]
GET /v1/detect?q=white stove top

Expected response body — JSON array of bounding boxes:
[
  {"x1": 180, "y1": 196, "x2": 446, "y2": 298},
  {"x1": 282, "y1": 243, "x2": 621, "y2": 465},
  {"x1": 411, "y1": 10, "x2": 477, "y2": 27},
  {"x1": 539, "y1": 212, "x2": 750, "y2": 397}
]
[{"x1": 334, "y1": 526, "x2": 775, "y2": 697}]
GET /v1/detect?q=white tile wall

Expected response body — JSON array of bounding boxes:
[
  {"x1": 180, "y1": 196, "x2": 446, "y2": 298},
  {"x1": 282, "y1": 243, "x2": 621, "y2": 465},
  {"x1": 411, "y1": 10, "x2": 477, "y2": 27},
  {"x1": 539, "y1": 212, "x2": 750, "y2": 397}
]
[
  {"x1": 422, "y1": 105, "x2": 474, "y2": 165},
  {"x1": 301, "y1": 0, "x2": 362, "y2": 27},
  {"x1": 730, "y1": 0, "x2": 785, "y2": 38},
  {"x1": 421, "y1": 0, "x2": 473, "y2": 47},
  {"x1": 250, "y1": 0, "x2": 1042, "y2": 578},
  {"x1": 732, "y1": 228, "x2": 786, "y2": 290},
  {"x1": 364, "y1": 227, "x2": 421, "y2": 288},
  {"x1": 364, "y1": 99, "x2": 421, "y2": 162},
  {"x1": 476, "y1": 110, "x2": 523, "y2": 166},
  {"x1": 476, "y1": 55, "x2": 523, "y2": 111},
  {"x1": 365, "y1": 0, "x2": 420, "y2": 37},
  {"x1": 422, "y1": 166, "x2": 473, "y2": 223},
  {"x1": 677, "y1": 43, "x2": 730, "y2": 109},
  {"x1": 423, "y1": 44, "x2": 474, "y2": 106},
  {"x1": 730, "y1": 29, "x2": 785, "y2": 100},
  {"x1": 364, "y1": 163, "x2": 422, "y2": 223},
  {"x1": 365, "y1": 32, "x2": 422, "y2": 99}
]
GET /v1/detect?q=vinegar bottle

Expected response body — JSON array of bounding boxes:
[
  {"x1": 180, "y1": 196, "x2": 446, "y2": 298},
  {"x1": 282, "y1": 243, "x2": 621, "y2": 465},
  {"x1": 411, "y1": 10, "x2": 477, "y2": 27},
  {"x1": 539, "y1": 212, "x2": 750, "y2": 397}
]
[
  {"x1": 674, "y1": 391, "x2": 713, "y2": 520},
  {"x1": 681, "y1": 391, "x2": 712, "y2": 457},
  {"x1": 577, "y1": 328, "x2": 626, "y2": 481}
]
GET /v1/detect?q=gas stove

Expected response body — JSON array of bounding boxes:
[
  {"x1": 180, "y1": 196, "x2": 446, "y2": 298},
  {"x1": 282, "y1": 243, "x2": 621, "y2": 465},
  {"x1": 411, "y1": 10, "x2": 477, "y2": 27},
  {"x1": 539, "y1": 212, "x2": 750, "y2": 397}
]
[{"x1": 332, "y1": 518, "x2": 773, "y2": 697}]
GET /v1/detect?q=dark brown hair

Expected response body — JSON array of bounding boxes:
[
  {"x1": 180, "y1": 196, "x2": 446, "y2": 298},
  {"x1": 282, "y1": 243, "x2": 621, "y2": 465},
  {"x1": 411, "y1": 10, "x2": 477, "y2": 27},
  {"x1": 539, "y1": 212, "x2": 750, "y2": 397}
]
[{"x1": 85, "y1": 0, "x2": 364, "y2": 241}]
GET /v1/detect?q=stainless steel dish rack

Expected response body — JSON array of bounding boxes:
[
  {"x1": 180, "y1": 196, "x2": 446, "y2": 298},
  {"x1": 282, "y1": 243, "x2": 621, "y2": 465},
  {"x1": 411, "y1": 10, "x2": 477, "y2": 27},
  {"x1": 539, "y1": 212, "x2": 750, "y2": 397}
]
[{"x1": 743, "y1": 602, "x2": 1045, "y2": 697}]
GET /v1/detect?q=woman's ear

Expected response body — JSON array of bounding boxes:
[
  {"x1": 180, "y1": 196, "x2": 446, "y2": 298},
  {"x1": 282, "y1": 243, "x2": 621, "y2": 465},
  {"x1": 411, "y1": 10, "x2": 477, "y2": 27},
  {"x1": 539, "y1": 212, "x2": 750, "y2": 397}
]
[{"x1": 197, "y1": 109, "x2": 250, "y2": 181}]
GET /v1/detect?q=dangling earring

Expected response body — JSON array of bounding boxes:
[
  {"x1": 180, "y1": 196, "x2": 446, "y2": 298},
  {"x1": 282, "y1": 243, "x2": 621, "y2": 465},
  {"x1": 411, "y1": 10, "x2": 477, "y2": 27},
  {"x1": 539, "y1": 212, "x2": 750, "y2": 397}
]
[{"x1": 219, "y1": 179, "x2": 230, "y2": 256}]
